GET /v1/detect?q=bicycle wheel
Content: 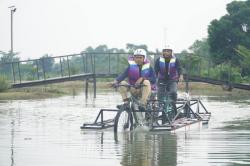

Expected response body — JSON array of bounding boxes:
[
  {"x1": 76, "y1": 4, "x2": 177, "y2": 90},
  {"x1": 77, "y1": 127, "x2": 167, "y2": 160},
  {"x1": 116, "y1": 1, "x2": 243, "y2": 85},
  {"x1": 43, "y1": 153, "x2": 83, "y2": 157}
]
[
  {"x1": 150, "y1": 100, "x2": 166, "y2": 126},
  {"x1": 165, "y1": 104, "x2": 175, "y2": 122},
  {"x1": 156, "y1": 103, "x2": 174, "y2": 125},
  {"x1": 114, "y1": 109, "x2": 133, "y2": 133}
]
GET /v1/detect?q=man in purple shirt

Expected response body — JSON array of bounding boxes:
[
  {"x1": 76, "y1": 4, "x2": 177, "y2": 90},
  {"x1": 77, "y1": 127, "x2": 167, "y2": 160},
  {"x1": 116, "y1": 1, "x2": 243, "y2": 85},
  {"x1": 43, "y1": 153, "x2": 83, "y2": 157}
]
[{"x1": 113, "y1": 49, "x2": 156, "y2": 110}]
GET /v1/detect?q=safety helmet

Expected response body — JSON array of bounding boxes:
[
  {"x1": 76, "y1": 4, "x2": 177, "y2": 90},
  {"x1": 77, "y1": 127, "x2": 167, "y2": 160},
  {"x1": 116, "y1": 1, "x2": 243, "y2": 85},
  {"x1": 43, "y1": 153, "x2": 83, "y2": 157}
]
[
  {"x1": 133, "y1": 49, "x2": 147, "y2": 57},
  {"x1": 162, "y1": 47, "x2": 174, "y2": 58},
  {"x1": 162, "y1": 48, "x2": 173, "y2": 52}
]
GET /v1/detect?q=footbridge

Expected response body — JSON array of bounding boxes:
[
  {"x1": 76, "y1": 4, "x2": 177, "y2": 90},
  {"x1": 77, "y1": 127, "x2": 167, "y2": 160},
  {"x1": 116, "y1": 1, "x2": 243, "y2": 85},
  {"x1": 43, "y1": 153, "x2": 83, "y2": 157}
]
[{"x1": 0, "y1": 52, "x2": 249, "y2": 97}]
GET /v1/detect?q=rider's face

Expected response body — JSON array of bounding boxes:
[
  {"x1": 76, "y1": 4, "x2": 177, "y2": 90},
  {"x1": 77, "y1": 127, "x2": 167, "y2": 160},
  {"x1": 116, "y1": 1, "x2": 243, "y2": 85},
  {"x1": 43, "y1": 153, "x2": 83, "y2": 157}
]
[
  {"x1": 162, "y1": 50, "x2": 172, "y2": 59},
  {"x1": 134, "y1": 55, "x2": 144, "y2": 65}
]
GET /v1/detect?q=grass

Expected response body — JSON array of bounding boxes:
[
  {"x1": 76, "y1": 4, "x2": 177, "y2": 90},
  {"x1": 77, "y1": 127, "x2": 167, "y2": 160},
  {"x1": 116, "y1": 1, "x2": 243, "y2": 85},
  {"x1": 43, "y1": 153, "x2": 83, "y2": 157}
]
[
  {"x1": 0, "y1": 81, "x2": 83, "y2": 100},
  {"x1": 0, "y1": 75, "x2": 10, "y2": 92},
  {"x1": 0, "y1": 80, "x2": 249, "y2": 100},
  {"x1": 178, "y1": 82, "x2": 250, "y2": 98}
]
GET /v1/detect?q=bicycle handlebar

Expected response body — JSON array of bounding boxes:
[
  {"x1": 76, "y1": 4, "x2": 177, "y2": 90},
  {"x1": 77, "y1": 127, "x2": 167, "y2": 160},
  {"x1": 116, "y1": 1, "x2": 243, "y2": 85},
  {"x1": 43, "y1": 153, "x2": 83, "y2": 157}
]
[
  {"x1": 158, "y1": 81, "x2": 184, "y2": 86},
  {"x1": 111, "y1": 83, "x2": 145, "y2": 89}
]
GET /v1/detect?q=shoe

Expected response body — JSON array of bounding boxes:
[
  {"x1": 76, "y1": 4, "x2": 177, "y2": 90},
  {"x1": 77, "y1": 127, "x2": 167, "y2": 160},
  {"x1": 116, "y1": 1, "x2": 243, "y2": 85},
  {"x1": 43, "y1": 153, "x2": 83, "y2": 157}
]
[
  {"x1": 116, "y1": 103, "x2": 129, "y2": 109},
  {"x1": 138, "y1": 105, "x2": 146, "y2": 112},
  {"x1": 145, "y1": 112, "x2": 151, "y2": 121}
]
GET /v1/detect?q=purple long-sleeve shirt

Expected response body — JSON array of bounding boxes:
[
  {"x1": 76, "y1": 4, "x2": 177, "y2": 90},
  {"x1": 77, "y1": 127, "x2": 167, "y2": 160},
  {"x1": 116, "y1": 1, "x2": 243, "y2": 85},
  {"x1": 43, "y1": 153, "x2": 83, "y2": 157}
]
[{"x1": 116, "y1": 65, "x2": 156, "y2": 84}]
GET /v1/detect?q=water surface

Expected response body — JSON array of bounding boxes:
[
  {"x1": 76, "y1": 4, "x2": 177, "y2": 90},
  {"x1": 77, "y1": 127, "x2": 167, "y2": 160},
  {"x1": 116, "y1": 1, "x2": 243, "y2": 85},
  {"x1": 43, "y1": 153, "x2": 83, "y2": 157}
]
[{"x1": 0, "y1": 91, "x2": 250, "y2": 166}]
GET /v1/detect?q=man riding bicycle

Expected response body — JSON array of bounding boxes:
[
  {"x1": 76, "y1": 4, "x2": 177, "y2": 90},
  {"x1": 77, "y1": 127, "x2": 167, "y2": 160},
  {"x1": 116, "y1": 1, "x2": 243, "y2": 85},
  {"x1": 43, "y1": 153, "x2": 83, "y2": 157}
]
[
  {"x1": 113, "y1": 49, "x2": 156, "y2": 111},
  {"x1": 154, "y1": 48, "x2": 183, "y2": 116}
]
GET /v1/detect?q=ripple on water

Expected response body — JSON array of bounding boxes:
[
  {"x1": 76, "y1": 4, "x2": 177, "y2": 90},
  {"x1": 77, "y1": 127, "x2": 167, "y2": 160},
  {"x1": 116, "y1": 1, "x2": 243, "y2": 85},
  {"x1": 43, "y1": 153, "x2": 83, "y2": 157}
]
[{"x1": 0, "y1": 92, "x2": 250, "y2": 166}]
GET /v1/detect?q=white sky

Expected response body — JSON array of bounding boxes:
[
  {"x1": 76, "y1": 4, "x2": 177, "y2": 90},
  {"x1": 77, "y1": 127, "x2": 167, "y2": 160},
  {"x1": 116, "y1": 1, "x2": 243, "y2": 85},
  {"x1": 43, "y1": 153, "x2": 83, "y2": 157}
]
[{"x1": 0, "y1": 0, "x2": 234, "y2": 59}]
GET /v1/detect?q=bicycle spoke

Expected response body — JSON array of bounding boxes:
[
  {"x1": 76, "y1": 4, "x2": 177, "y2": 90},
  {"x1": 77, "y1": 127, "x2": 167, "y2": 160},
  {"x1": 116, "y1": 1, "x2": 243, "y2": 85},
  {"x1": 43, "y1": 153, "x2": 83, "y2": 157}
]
[{"x1": 114, "y1": 110, "x2": 133, "y2": 133}]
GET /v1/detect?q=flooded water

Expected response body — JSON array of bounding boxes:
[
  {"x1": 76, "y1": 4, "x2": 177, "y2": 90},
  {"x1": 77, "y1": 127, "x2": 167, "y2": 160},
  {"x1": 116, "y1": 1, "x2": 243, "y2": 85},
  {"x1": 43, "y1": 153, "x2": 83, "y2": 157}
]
[{"x1": 0, "y1": 91, "x2": 250, "y2": 166}]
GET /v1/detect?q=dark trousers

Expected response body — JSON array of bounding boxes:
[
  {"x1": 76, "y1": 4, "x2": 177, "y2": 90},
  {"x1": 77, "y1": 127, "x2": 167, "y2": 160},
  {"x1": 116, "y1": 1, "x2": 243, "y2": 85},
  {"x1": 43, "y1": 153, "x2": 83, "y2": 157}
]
[{"x1": 157, "y1": 80, "x2": 178, "y2": 115}]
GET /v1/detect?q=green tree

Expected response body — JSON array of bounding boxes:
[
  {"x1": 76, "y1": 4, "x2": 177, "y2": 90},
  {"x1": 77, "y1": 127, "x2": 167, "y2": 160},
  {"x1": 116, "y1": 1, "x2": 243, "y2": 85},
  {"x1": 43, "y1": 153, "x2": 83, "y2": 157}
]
[
  {"x1": 39, "y1": 54, "x2": 55, "y2": 73},
  {"x1": 235, "y1": 45, "x2": 250, "y2": 77},
  {"x1": 126, "y1": 43, "x2": 148, "y2": 53},
  {"x1": 208, "y1": 0, "x2": 250, "y2": 65},
  {"x1": 0, "y1": 51, "x2": 20, "y2": 80},
  {"x1": 189, "y1": 38, "x2": 210, "y2": 57},
  {"x1": 0, "y1": 50, "x2": 19, "y2": 62}
]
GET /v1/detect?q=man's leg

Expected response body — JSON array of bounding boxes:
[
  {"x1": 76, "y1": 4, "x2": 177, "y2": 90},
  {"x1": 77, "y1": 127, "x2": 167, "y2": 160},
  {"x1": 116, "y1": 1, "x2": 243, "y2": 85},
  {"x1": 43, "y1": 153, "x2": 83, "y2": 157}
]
[
  {"x1": 140, "y1": 80, "x2": 151, "y2": 106},
  {"x1": 157, "y1": 82, "x2": 166, "y2": 101},
  {"x1": 117, "y1": 81, "x2": 129, "y2": 103},
  {"x1": 168, "y1": 81, "x2": 178, "y2": 116}
]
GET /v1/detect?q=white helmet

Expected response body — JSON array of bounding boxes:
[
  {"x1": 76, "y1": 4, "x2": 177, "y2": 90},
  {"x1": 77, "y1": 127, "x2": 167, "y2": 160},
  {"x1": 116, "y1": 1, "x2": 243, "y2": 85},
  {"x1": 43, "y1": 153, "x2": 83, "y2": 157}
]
[{"x1": 133, "y1": 49, "x2": 147, "y2": 57}]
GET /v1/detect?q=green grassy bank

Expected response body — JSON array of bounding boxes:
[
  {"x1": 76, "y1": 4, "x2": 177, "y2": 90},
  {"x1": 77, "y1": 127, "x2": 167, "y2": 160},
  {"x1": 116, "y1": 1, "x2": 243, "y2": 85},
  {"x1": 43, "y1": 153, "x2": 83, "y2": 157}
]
[{"x1": 0, "y1": 81, "x2": 249, "y2": 100}]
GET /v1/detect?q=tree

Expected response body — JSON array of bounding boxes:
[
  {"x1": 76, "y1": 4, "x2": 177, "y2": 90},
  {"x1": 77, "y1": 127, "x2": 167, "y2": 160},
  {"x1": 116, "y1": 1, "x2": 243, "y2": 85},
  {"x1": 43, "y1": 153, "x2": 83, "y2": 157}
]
[
  {"x1": 95, "y1": 45, "x2": 108, "y2": 52},
  {"x1": 208, "y1": 0, "x2": 250, "y2": 65},
  {"x1": 189, "y1": 38, "x2": 210, "y2": 57},
  {"x1": 235, "y1": 45, "x2": 250, "y2": 77},
  {"x1": 126, "y1": 43, "x2": 148, "y2": 53},
  {"x1": 39, "y1": 54, "x2": 55, "y2": 73},
  {"x1": 0, "y1": 50, "x2": 19, "y2": 62},
  {"x1": 0, "y1": 51, "x2": 20, "y2": 79}
]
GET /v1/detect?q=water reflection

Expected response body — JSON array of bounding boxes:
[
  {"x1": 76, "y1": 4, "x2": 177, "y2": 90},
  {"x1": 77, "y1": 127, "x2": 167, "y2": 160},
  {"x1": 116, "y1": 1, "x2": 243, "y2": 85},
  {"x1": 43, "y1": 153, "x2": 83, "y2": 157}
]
[
  {"x1": 81, "y1": 129, "x2": 178, "y2": 166},
  {"x1": 10, "y1": 119, "x2": 14, "y2": 166},
  {"x1": 0, "y1": 92, "x2": 250, "y2": 166},
  {"x1": 114, "y1": 131, "x2": 177, "y2": 166}
]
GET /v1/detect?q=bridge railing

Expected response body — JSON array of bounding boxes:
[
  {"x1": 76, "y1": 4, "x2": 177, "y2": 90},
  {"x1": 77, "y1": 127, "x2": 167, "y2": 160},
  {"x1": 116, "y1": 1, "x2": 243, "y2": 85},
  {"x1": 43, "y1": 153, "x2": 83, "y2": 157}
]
[
  {"x1": 1, "y1": 52, "x2": 249, "y2": 87},
  {"x1": 91, "y1": 52, "x2": 130, "y2": 75},
  {"x1": 0, "y1": 52, "x2": 133, "y2": 84},
  {"x1": 0, "y1": 53, "x2": 94, "y2": 84}
]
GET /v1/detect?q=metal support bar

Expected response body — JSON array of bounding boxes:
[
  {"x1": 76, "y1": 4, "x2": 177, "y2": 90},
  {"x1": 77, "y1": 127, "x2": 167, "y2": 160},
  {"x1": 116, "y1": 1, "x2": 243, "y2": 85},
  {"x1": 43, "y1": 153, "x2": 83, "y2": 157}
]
[
  {"x1": 67, "y1": 56, "x2": 70, "y2": 77},
  {"x1": 42, "y1": 58, "x2": 46, "y2": 80},
  {"x1": 85, "y1": 54, "x2": 88, "y2": 73},
  {"x1": 36, "y1": 60, "x2": 39, "y2": 80},
  {"x1": 11, "y1": 62, "x2": 15, "y2": 83},
  {"x1": 94, "y1": 110, "x2": 103, "y2": 123},
  {"x1": 186, "y1": 103, "x2": 202, "y2": 119},
  {"x1": 85, "y1": 79, "x2": 89, "y2": 98},
  {"x1": 17, "y1": 62, "x2": 21, "y2": 83},
  {"x1": 198, "y1": 100, "x2": 210, "y2": 113},
  {"x1": 101, "y1": 110, "x2": 103, "y2": 123},
  {"x1": 108, "y1": 53, "x2": 110, "y2": 74},
  {"x1": 93, "y1": 76, "x2": 96, "y2": 98},
  {"x1": 81, "y1": 53, "x2": 85, "y2": 73},
  {"x1": 60, "y1": 57, "x2": 63, "y2": 77},
  {"x1": 93, "y1": 54, "x2": 95, "y2": 74},
  {"x1": 117, "y1": 55, "x2": 119, "y2": 73}
]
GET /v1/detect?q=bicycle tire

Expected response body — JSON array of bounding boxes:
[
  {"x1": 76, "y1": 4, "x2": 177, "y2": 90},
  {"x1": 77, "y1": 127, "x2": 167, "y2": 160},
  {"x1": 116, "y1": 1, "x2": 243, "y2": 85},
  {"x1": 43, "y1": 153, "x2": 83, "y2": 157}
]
[
  {"x1": 158, "y1": 103, "x2": 174, "y2": 124},
  {"x1": 114, "y1": 109, "x2": 133, "y2": 133}
]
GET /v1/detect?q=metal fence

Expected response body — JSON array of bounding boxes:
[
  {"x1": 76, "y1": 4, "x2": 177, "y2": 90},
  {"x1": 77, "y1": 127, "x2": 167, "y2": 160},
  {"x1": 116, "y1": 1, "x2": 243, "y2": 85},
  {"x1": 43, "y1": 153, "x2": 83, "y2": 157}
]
[
  {"x1": 0, "y1": 52, "x2": 131, "y2": 84},
  {"x1": 1, "y1": 53, "x2": 249, "y2": 86}
]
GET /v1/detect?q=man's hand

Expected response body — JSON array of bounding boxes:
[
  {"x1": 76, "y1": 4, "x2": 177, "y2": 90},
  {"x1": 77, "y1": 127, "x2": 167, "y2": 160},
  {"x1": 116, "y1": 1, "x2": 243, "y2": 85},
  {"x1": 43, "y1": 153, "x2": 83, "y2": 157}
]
[
  {"x1": 109, "y1": 80, "x2": 118, "y2": 88},
  {"x1": 135, "y1": 77, "x2": 144, "y2": 85}
]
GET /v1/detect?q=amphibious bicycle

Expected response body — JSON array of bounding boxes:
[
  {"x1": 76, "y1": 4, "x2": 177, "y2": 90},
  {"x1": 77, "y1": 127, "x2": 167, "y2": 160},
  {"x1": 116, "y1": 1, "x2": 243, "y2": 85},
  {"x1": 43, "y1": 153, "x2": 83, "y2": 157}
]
[{"x1": 80, "y1": 84, "x2": 211, "y2": 132}]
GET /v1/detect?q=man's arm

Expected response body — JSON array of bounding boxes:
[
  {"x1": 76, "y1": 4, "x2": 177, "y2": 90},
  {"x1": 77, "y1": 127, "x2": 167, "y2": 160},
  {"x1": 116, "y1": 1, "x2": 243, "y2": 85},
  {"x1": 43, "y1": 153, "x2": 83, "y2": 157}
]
[
  {"x1": 176, "y1": 58, "x2": 183, "y2": 81},
  {"x1": 115, "y1": 66, "x2": 129, "y2": 83},
  {"x1": 147, "y1": 66, "x2": 156, "y2": 84},
  {"x1": 176, "y1": 58, "x2": 182, "y2": 75},
  {"x1": 154, "y1": 58, "x2": 160, "y2": 76}
]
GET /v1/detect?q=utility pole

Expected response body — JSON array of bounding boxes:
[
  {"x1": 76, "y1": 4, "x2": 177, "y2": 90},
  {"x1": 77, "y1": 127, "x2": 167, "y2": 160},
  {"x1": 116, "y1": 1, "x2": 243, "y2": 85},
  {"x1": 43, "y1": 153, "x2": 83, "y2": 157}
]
[
  {"x1": 164, "y1": 27, "x2": 170, "y2": 49},
  {"x1": 164, "y1": 27, "x2": 167, "y2": 48},
  {"x1": 9, "y1": 6, "x2": 16, "y2": 56}
]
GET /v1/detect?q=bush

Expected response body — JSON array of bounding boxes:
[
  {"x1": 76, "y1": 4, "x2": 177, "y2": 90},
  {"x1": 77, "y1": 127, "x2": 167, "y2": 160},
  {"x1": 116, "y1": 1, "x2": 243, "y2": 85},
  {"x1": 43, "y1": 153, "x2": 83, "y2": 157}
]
[
  {"x1": 0, "y1": 75, "x2": 10, "y2": 92},
  {"x1": 208, "y1": 63, "x2": 242, "y2": 83}
]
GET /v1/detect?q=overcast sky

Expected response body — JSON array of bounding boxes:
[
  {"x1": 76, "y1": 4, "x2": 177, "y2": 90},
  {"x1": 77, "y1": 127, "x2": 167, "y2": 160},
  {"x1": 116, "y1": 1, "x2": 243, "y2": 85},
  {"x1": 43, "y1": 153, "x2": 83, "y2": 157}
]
[{"x1": 0, "y1": 0, "x2": 234, "y2": 59}]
